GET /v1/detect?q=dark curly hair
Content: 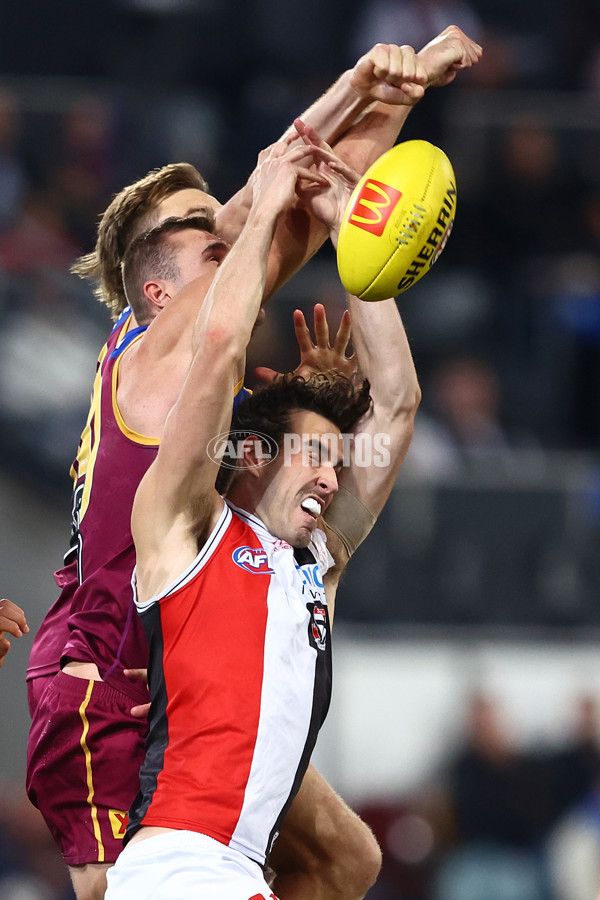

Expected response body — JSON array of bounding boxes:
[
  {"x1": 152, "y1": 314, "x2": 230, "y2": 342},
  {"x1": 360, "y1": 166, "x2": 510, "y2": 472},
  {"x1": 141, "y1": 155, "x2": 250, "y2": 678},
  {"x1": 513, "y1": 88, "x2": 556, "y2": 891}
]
[{"x1": 216, "y1": 372, "x2": 372, "y2": 494}]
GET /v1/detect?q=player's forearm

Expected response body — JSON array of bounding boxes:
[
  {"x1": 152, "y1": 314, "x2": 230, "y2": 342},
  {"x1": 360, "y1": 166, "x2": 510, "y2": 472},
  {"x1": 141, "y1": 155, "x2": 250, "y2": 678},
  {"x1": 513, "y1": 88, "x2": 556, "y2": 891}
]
[
  {"x1": 282, "y1": 74, "x2": 412, "y2": 176},
  {"x1": 218, "y1": 72, "x2": 372, "y2": 250},
  {"x1": 214, "y1": 184, "x2": 252, "y2": 245},
  {"x1": 263, "y1": 203, "x2": 327, "y2": 301},
  {"x1": 280, "y1": 69, "x2": 373, "y2": 148},
  {"x1": 193, "y1": 207, "x2": 278, "y2": 359},
  {"x1": 332, "y1": 101, "x2": 411, "y2": 174},
  {"x1": 347, "y1": 294, "x2": 421, "y2": 419}
]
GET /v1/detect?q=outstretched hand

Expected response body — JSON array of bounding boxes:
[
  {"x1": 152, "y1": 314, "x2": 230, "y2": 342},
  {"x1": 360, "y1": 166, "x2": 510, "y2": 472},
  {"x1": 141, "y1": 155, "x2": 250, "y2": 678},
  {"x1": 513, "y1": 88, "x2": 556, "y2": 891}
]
[
  {"x1": 247, "y1": 136, "x2": 328, "y2": 218},
  {"x1": 255, "y1": 303, "x2": 356, "y2": 384},
  {"x1": 292, "y1": 119, "x2": 359, "y2": 235}
]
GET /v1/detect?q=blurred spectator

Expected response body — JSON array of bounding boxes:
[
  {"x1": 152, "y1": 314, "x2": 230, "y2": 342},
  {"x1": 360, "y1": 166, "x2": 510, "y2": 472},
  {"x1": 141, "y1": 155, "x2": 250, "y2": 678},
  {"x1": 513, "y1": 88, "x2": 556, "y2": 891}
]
[
  {"x1": 454, "y1": 114, "x2": 589, "y2": 447},
  {"x1": 0, "y1": 781, "x2": 74, "y2": 899},
  {"x1": 559, "y1": 0, "x2": 600, "y2": 91},
  {"x1": 470, "y1": 0, "x2": 563, "y2": 89},
  {"x1": 404, "y1": 356, "x2": 543, "y2": 478},
  {"x1": 433, "y1": 693, "x2": 552, "y2": 900},
  {"x1": 545, "y1": 696, "x2": 600, "y2": 900},
  {"x1": 549, "y1": 192, "x2": 600, "y2": 447},
  {"x1": 0, "y1": 191, "x2": 80, "y2": 276},
  {"x1": 482, "y1": 117, "x2": 580, "y2": 271},
  {"x1": 43, "y1": 95, "x2": 119, "y2": 250},
  {"x1": 0, "y1": 273, "x2": 107, "y2": 489},
  {"x1": 0, "y1": 89, "x2": 28, "y2": 232}
]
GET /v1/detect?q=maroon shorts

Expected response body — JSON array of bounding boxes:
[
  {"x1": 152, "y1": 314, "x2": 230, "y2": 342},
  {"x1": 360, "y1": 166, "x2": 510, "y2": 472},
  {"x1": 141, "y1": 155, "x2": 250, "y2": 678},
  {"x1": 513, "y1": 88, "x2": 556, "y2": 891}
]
[{"x1": 26, "y1": 671, "x2": 148, "y2": 865}]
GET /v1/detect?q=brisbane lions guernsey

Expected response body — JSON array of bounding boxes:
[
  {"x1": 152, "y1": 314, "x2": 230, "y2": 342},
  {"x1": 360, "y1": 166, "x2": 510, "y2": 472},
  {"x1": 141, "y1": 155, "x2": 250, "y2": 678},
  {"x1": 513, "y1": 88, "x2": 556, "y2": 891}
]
[
  {"x1": 127, "y1": 501, "x2": 334, "y2": 866},
  {"x1": 26, "y1": 309, "x2": 156, "y2": 703},
  {"x1": 27, "y1": 308, "x2": 251, "y2": 704}
]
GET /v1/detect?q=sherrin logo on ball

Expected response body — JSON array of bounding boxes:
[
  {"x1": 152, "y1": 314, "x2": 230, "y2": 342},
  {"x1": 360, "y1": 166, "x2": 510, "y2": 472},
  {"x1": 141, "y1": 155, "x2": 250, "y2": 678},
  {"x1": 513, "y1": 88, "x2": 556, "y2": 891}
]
[{"x1": 336, "y1": 140, "x2": 457, "y2": 301}]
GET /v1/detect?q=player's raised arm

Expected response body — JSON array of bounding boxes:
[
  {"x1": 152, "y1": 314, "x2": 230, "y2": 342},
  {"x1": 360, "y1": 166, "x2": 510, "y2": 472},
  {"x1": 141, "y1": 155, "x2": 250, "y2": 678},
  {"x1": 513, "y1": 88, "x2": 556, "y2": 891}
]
[
  {"x1": 293, "y1": 125, "x2": 421, "y2": 607},
  {"x1": 333, "y1": 292, "x2": 421, "y2": 519},
  {"x1": 131, "y1": 142, "x2": 315, "y2": 602},
  {"x1": 216, "y1": 27, "x2": 482, "y2": 296},
  {"x1": 315, "y1": 283, "x2": 420, "y2": 610}
]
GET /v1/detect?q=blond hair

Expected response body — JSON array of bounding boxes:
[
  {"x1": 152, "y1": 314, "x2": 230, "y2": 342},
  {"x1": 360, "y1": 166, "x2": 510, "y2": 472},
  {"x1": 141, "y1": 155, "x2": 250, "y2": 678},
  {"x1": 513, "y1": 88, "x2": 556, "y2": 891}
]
[{"x1": 71, "y1": 163, "x2": 209, "y2": 320}]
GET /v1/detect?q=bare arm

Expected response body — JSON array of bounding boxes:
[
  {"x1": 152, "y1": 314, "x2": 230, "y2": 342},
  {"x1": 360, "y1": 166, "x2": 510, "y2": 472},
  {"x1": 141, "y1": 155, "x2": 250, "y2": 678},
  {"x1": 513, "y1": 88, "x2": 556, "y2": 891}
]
[
  {"x1": 131, "y1": 143, "x2": 310, "y2": 602},
  {"x1": 319, "y1": 288, "x2": 421, "y2": 614},
  {"x1": 336, "y1": 294, "x2": 421, "y2": 519},
  {"x1": 217, "y1": 27, "x2": 482, "y2": 295},
  {"x1": 293, "y1": 128, "x2": 422, "y2": 608}
]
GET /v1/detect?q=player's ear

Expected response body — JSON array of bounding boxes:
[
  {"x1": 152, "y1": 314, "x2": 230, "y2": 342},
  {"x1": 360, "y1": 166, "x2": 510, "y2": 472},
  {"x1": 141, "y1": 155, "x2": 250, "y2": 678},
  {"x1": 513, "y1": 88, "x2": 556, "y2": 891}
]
[
  {"x1": 144, "y1": 279, "x2": 171, "y2": 312},
  {"x1": 240, "y1": 435, "x2": 273, "y2": 477}
]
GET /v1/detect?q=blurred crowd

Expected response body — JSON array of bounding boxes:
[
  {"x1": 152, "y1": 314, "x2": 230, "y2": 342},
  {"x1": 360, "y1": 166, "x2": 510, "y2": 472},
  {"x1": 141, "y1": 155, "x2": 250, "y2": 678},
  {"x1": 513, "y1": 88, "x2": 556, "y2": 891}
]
[
  {"x1": 358, "y1": 692, "x2": 600, "y2": 900},
  {"x1": 0, "y1": 0, "x2": 598, "y2": 493},
  {"x1": 1, "y1": 3, "x2": 600, "y2": 899}
]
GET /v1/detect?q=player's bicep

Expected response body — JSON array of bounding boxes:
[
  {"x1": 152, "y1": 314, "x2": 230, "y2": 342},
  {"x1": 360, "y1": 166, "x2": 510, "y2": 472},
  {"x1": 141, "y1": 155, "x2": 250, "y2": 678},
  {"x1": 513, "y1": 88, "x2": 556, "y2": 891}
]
[
  {"x1": 160, "y1": 388, "x2": 230, "y2": 508},
  {"x1": 137, "y1": 365, "x2": 233, "y2": 550}
]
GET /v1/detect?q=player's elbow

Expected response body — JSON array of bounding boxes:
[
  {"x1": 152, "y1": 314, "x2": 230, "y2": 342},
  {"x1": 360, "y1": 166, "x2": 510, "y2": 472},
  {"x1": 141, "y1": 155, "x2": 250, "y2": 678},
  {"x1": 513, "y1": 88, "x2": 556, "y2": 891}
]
[
  {"x1": 201, "y1": 324, "x2": 247, "y2": 367},
  {"x1": 410, "y1": 381, "x2": 422, "y2": 415},
  {"x1": 361, "y1": 831, "x2": 384, "y2": 894},
  {"x1": 334, "y1": 819, "x2": 383, "y2": 897},
  {"x1": 388, "y1": 380, "x2": 422, "y2": 424}
]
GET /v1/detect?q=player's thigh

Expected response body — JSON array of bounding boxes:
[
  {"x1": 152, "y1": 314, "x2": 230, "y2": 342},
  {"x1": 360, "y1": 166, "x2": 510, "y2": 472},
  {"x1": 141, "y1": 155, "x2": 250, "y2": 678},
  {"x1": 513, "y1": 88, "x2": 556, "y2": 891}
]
[
  {"x1": 269, "y1": 764, "x2": 381, "y2": 877},
  {"x1": 27, "y1": 671, "x2": 147, "y2": 866}
]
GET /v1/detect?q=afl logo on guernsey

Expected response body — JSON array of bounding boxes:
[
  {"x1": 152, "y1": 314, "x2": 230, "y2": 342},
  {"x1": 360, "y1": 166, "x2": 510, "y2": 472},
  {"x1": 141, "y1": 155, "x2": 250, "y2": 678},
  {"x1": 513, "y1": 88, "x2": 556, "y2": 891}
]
[{"x1": 232, "y1": 546, "x2": 274, "y2": 574}]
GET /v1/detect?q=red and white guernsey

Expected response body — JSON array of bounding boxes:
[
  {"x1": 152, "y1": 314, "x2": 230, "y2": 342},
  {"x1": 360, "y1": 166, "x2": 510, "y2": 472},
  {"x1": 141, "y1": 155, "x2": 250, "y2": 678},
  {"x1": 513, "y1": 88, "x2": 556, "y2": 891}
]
[{"x1": 127, "y1": 500, "x2": 334, "y2": 866}]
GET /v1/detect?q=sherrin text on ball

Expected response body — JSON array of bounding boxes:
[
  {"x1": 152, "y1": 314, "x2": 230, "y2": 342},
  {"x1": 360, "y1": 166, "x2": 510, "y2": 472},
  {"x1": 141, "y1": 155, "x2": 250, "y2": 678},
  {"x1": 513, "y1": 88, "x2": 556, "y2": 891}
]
[{"x1": 336, "y1": 140, "x2": 457, "y2": 301}]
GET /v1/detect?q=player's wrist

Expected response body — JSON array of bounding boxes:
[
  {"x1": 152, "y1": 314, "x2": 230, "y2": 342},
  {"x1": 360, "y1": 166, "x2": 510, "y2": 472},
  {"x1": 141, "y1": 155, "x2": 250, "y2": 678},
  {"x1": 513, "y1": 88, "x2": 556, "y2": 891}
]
[{"x1": 342, "y1": 68, "x2": 375, "y2": 109}]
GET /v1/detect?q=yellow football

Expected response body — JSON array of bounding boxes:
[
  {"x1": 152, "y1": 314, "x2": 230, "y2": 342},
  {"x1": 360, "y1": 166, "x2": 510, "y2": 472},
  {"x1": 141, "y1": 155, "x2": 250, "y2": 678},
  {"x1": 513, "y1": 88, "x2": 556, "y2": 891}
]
[{"x1": 336, "y1": 140, "x2": 457, "y2": 301}]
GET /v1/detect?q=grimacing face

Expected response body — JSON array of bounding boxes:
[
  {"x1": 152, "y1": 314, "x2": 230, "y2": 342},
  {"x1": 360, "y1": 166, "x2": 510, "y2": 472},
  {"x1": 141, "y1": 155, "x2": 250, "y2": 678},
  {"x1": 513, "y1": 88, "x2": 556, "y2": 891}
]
[{"x1": 253, "y1": 409, "x2": 343, "y2": 549}]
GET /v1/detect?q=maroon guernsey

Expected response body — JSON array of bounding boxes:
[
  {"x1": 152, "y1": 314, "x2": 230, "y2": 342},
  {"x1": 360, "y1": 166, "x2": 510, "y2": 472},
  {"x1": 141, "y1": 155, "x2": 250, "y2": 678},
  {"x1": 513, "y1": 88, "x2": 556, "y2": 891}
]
[
  {"x1": 27, "y1": 309, "x2": 252, "y2": 704},
  {"x1": 27, "y1": 310, "x2": 157, "y2": 704}
]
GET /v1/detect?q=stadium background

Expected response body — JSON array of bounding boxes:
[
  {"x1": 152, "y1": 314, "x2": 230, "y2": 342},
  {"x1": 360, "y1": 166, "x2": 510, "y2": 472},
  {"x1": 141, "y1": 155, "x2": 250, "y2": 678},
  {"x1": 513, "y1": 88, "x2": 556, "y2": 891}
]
[{"x1": 0, "y1": 1, "x2": 599, "y2": 897}]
